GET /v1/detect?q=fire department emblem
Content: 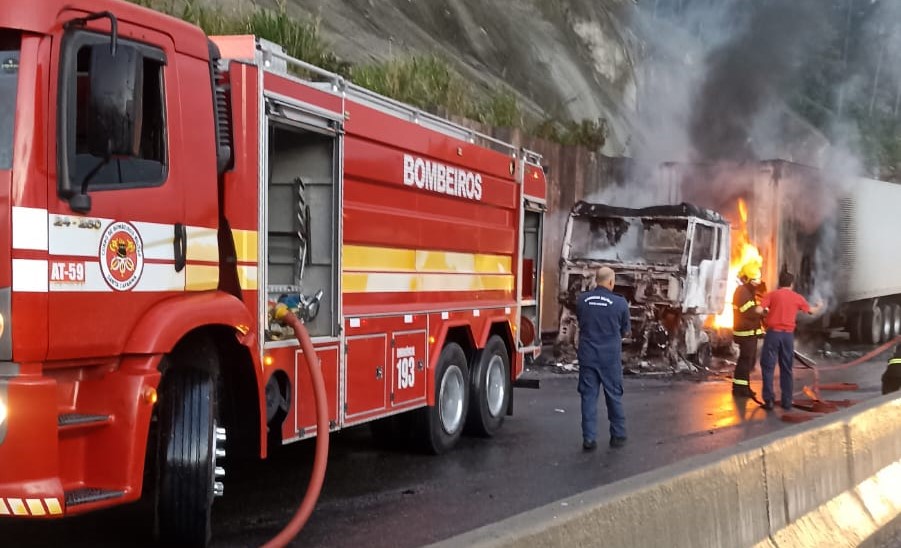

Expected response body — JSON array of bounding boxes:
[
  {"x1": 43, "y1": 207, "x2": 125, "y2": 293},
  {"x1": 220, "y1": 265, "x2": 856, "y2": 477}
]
[{"x1": 99, "y1": 222, "x2": 144, "y2": 291}]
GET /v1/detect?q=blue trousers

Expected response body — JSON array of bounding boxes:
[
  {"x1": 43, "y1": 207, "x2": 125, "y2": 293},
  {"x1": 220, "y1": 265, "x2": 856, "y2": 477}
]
[
  {"x1": 578, "y1": 360, "x2": 626, "y2": 442},
  {"x1": 760, "y1": 330, "x2": 794, "y2": 409}
]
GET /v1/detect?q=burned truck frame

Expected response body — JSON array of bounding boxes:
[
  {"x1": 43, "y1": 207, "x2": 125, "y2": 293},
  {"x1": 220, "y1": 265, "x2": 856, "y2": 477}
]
[{"x1": 555, "y1": 202, "x2": 730, "y2": 371}]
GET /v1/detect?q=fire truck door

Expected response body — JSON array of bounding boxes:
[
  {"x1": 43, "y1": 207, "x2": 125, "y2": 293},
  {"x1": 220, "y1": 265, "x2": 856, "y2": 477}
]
[
  {"x1": 517, "y1": 201, "x2": 544, "y2": 355},
  {"x1": 47, "y1": 31, "x2": 211, "y2": 359},
  {"x1": 265, "y1": 102, "x2": 342, "y2": 340}
]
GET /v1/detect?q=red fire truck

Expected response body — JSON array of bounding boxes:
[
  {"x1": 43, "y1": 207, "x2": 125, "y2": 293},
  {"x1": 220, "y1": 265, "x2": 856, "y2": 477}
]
[{"x1": 0, "y1": 0, "x2": 547, "y2": 544}]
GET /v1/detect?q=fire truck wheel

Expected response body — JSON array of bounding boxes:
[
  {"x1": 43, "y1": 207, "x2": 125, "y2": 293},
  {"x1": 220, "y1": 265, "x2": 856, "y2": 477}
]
[
  {"x1": 420, "y1": 342, "x2": 469, "y2": 454},
  {"x1": 156, "y1": 366, "x2": 218, "y2": 546},
  {"x1": 465, "y1": 336, "x2": 510, "y2": 437}
]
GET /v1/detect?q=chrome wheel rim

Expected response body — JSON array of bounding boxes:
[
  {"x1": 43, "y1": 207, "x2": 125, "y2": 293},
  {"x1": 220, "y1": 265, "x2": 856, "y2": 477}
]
[
  {"x1": 439, "y1": 365, "x2": 465, "y2": 434},
  {"x1": 873, "y1": 308, "x2": 883, "y2": 344},
  {"x1": 485, "y1": 355, "x2": 506, "y2": 418}
]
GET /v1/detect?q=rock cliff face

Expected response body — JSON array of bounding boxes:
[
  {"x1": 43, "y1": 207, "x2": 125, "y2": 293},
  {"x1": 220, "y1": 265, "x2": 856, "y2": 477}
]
[{"x1": 282, "y1": 0, "x2": 642, "y2": 155}]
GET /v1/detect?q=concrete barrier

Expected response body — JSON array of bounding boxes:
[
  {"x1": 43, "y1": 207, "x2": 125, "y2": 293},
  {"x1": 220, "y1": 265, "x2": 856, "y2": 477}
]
[{"x1": 431, "y1": 394, "x2": 901, "y2": 548}]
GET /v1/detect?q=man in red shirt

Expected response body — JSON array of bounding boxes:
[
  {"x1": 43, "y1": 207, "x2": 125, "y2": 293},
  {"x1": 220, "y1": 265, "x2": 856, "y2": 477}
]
[{"x1": 759, "y1": 271, "x2": 823, "y2": 410}]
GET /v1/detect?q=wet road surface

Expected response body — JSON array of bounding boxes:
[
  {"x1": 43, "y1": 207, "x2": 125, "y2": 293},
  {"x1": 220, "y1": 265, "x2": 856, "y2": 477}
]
[{"x1": 1, "y1": 345, "x2": 891, "y2": 547}]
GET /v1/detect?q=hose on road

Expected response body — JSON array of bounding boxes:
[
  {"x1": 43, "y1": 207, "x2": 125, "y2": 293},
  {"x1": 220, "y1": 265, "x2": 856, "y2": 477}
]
[
  {"x1": 263, "y1": 312, "x2": 330, "y2": 548},
  {"x1": 814, "y1": 335, "x2": 901, "y2": 372}
]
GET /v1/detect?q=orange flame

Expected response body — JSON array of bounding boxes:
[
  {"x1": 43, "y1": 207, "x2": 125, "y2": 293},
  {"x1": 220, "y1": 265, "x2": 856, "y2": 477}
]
[{"x1": 712, "y1": 198, "x2": 762, "y2": 329}]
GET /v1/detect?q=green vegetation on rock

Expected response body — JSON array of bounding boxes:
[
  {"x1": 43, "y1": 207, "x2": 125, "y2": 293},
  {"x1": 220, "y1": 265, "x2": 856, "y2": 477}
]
[{"x1": 129, "y1": 0, "x2": 606, "y2": 150}]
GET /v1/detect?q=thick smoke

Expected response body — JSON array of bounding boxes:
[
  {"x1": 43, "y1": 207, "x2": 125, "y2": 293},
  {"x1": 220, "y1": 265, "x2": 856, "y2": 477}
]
[
  {"x1": 594, "y1": 0, "x2": 897, "y2": 312},
  {"x1": 688, "y1": 0, "x2": 829, "y2": 162}
]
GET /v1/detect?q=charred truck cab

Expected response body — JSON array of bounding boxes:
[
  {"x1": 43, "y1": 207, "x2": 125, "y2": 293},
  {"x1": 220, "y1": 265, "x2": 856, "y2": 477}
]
[
  {"x1": 555, "y1": 202, "x2": 729, "y2": 372},
  {"x1": 0, "y1": 0, "x2": 547, "y2": 545}
]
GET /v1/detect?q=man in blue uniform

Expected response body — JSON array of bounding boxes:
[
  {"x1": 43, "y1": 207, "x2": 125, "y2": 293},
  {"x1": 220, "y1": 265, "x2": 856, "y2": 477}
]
[{"x1": 576, "y1": 266, "x2": 631, "y2": 450}]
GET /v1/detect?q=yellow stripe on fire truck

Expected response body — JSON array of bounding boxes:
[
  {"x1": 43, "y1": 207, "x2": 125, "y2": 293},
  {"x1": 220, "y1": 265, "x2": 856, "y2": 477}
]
[
  {"x1": 342, "y1": 245, "x2": 514, "y2": 293},
  {"x1": 343, "y1": 245, "x2": 512, "y2": 274},
  {"x1": 342, "y1": 272, "x2": 514, "y2": 293},
  {"x1": 0, "y1": 497, "x2": 63, "y2": 516}
]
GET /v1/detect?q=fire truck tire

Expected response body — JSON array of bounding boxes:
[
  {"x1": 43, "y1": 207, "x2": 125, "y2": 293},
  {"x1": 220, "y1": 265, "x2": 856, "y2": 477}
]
[
  {"x1": 465, "y1": 336, "x2": 511, "y2": 437},
  {"x1": 419, "y1": 342, "x2": 469, "y2": 454},
  {"x1": 156, "y1": 366, "x2": 217, "y2": 547}
]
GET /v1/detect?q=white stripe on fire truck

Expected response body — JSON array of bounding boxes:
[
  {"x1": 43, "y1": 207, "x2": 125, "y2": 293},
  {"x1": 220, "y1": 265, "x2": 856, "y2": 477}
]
[
  {"x1": 12, "y1": 259, "x2": 49, "y2": 292},
  {"x1": 11, "y1": 207, "x2": 49, "y2": 251},
  {"x1": 11, "y1": 209, "x2": 219, "y2": 262},
  {"x1": 0, "y1": 498, "x2": 9, "y2": 515}
]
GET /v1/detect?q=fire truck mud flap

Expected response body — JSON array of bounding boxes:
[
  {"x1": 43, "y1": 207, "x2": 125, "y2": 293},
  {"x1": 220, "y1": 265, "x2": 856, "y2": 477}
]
[{"x1": 0, "y1": 371, "x2": 66, "y2": 516}]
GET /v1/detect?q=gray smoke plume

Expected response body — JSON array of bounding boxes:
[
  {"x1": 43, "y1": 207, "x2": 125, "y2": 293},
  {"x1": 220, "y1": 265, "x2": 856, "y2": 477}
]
[
  {"x1": 688, "y1": 0, "x2": 829, "y2": 162},
  {"x1": 597, "y1": 0, "x2": 890, "y2": 313}
]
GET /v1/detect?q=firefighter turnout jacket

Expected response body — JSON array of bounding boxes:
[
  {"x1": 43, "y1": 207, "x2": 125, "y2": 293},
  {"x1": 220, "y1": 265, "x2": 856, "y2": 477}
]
[{"x1": 733, "y1": 283, "x2": 764, "y2": 338}]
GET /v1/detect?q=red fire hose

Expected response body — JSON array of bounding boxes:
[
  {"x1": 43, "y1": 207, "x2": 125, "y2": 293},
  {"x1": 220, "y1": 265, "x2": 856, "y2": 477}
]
[
  {"x1": 262, "y1": 312, "x2": 330, "y2": 548},
  {"x1": 784, "y1": 335, "x2": 901, "y2": 421},
  {"x1": 815, "y1": 335, "x2": 901, "y2": 372}
]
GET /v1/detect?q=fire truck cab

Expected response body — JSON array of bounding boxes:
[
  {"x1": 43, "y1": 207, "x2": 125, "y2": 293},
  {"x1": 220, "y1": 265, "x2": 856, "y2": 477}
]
[{"x1": 0, "y1": 0, "x2": 546, "y2": 544}]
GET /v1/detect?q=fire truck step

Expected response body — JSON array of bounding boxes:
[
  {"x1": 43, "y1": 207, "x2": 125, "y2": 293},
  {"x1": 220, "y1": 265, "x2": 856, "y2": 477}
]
[
  {"x1": 64, "y1": 488, "x2": 125, "y2": 507},
  {"x1": 58, "y1": 413, "x2": 112, "y2": 429}
]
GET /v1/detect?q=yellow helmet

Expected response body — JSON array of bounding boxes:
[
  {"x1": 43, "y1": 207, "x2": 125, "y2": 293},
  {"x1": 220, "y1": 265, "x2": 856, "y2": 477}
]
[{"x1": 740, "y1": 262, "x2": 761, "y2": 282}]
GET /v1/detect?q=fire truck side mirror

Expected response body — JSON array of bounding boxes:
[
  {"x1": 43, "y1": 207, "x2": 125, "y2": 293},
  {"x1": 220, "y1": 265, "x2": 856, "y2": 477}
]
[{"x1": 87, "y1": 43, "x2": 144, "y2": 158}]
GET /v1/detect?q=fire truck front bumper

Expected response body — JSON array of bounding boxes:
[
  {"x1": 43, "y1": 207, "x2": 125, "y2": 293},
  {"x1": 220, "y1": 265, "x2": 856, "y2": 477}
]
[{"x1": 0, "y1": 369, "x2": 66, "y2": 517}]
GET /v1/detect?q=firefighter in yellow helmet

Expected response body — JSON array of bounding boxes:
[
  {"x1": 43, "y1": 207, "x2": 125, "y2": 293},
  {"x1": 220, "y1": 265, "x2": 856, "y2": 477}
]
[{"x1": 732, "y1": 262, "x2": 765, "y2": 398}]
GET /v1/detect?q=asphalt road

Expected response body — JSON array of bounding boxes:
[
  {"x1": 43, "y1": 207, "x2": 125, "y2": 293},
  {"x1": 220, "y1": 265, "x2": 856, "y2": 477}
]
[{"x1": 1, "y1": 345, "x2": 891, "y2": 547}]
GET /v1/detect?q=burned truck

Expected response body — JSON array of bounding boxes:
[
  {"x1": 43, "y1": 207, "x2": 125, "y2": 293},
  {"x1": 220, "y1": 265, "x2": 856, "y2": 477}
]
[{"x1": 555, "y1": 202, "x2": 731, "y2": 371}]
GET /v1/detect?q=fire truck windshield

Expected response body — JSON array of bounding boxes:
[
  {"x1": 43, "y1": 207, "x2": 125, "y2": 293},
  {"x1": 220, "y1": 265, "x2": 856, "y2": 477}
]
[{"x1": 0, "y1": 31, "x2": 19, "y2": 170}]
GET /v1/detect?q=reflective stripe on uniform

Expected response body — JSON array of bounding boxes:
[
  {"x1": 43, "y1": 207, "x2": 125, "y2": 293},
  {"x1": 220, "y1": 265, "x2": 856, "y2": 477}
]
[
  {"x1": 733, "y1": 329, "x2": 764, "y2": 337},
  {"x1": 889, "y1": 358, "x2": 901, "y2": 365},
  {"x1": 732, "y1": 379, "x2": 749, "y2": 386},
  {"x1": 739, "y1": 300, "x2": 756, "y2": 313}
]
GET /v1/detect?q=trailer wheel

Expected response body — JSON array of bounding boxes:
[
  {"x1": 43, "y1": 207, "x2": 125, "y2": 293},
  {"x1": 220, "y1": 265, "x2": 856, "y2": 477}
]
[
  {"x1": 418, "y1": 343, "x2": 469, "y2": 454},
  {"x1": 864, "y1": 306, "x2": 884, "y2": 345},
  {"x1": 882, "y1": 305, "x2": 894, "y2": 342},
  {"x1": 156, "y1": 365, "x2": 219, "y2": 546},
  {"x1": 889, "y1": 304, "x2": 901, "y2": 338},
  {"x1": 466, "y1": 336, "x2": 511, "y2": 437}
]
